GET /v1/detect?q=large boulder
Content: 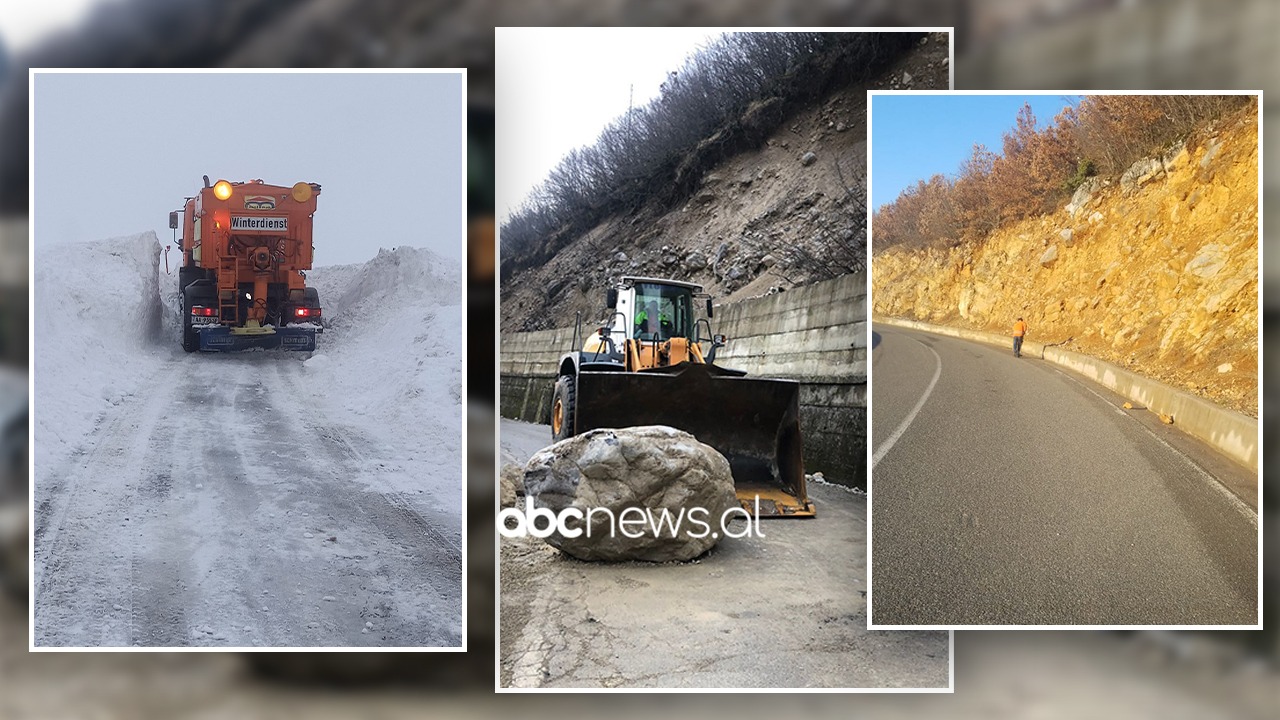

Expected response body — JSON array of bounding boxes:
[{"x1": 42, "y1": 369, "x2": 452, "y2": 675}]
[{"x1": 521, "y1": 426, "x2": 738, "y2": 562}]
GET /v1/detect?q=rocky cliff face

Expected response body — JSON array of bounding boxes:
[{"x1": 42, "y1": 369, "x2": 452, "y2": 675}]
[
  {"x1": 501, "y1": 34, "x2": 950, "y2": 332},
  {"x1": 873, "y1": 105, "x2": 1258, "y2": 416}
]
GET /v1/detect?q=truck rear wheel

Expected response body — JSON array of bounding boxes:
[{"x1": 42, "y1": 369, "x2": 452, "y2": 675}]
[
  {"x1": 551, "y1": 375, "x2": 575, "y2": 442},
  {"x1": 181, "y1": 291, "x2": 198, "y2": 352},
  {"x1": 182, "y1": 288, "x2": 214, "y2": 353}
]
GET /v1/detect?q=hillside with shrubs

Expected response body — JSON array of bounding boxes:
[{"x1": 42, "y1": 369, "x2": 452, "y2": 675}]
[
  {"x1": 873, "y1": 97, "x2": 1258, "y2": 415},
  {"x1": 501, "y1": 32, "x2": 949, "y2": 332}
]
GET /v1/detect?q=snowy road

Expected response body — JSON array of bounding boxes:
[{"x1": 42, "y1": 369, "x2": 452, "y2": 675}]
[
  {"x1": 33, "y1": 235, "x2": 464, "y2": 648},
  {"x1": 35, "y1": 352, "x2": 461, "y2": 647}
]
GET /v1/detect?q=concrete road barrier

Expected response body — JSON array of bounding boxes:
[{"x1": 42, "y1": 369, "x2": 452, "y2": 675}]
[{"x1": 501, "y1": 274, "x2": 869, "y2": 487}]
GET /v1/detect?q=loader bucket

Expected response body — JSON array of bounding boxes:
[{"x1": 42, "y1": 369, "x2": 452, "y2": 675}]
[{"x1": 574, "y1": 362, "x2": 813, "y2": 517}]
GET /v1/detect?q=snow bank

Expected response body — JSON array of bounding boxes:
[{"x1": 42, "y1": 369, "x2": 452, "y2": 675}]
[
  {"x1": 305, "y1": 247, "x2": 463, "y2": 458},
  {"x1": 315, "y1": 246, "x2": 459, "y2": 323},
  {"x1": 33, "y1": 232, "x2": 164, "y2": 468},
  {"x1": 35, "y1": 237, "x2": 462, "y2": 490}
]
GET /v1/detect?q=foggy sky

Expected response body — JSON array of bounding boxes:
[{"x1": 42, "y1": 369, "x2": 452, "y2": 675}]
[
  {"x1": 496, "y1": 27, "x2": 722, "y2": 224},
  {"x1": 32, "y1": 70, "x2": 464, "y2": 266}
]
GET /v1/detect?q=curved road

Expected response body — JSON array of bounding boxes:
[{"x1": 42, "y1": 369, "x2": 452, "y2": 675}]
[{"x1": 871, "y1": 324, "x2": 1257, "y2": 627}]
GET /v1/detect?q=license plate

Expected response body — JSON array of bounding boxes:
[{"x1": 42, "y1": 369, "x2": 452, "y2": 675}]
[{"x1": 192, "y1": 316, "x2": 218, "y2": 326}]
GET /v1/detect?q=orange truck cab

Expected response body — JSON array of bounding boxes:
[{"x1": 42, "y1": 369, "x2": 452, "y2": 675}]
[{"x1": 172, "y1": 177, "x2": 323, "y2": 352}]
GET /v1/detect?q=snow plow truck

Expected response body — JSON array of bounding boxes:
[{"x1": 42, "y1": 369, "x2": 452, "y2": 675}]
[
  {"x1": 550, "y1": 276, "x2": 814, "y2": 517},
  {"x1": 173, "y1": 177, "x2": 323, "y2": 352}
]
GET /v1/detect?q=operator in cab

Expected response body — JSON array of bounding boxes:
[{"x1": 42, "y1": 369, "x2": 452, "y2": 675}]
[{"x1": 634, "y1": 300, "x2": 673, "y2": 339}]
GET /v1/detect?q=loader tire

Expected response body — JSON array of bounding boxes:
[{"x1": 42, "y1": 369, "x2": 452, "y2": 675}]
[{"x1": 550, "y1": 375, "x2": 575, "y2": 442}]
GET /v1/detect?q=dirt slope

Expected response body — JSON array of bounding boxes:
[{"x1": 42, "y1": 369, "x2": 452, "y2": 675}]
[{"x1": 501, "y1": 33, "x2": 949, "y2": 332}]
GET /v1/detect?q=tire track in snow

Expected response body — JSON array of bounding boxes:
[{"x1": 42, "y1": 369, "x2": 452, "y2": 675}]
[
  {"x1": 34, "y1": 359, "x2": 177, "y2": 646},
  {"x1": 36, "y1": 348, "x2": 461, "y2": 647},
  {"x1": 269, "y1": 360, "x2": 463, "y2": 647}
]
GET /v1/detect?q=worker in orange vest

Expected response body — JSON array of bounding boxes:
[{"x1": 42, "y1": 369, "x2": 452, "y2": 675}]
[{"x1": 1012, "y1": 317, "x2": 1027, "y2": 358}]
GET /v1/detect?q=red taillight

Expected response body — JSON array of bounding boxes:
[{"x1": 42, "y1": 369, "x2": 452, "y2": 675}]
[
  {"x1": 190, "y1": 306, "x2": 215, "y2": 317},
  {"x1": 294, "y1": 307, "x2": 321, "y2": 318}
]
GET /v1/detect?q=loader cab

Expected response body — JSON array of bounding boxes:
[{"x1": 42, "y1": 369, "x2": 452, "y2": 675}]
[
  {"x1": 632, "y1": 285, "x2": 690, "y2": 340},
  {"x1": 559, "y1": 274, "x2": 811, "y2": 516},
  {"x1": 606, "y1": 277, "x2": 701, "y2": 346}
]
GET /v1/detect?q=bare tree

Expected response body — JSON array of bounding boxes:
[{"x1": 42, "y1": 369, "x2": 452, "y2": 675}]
[
  {"x1": 500, "y1": 32, "x2": 921, "y2": 280},
  {"x1": 871, "y1": 94, "x2": 1253, "y2": 258}
]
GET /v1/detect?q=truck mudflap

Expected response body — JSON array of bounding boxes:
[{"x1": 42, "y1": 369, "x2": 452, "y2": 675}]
[
  {"x1": 574, "y1": 362, "x2": 814, "y2": 517},
  {"x1": 197, "y1": 325, "x2": 317, "y2": 352}
]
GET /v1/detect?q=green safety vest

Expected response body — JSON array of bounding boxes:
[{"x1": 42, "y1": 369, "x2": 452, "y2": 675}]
[{"x1": 635, "y1": 309, "x2": 669, "y2": 326}]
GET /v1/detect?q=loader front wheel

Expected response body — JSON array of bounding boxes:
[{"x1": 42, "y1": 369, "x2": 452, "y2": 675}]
[{"x1": 551, "y1": 375, "x2": 575, "y2": 442}]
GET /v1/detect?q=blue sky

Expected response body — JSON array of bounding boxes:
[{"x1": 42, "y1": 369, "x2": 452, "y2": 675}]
[
  {"x1": 870, "y1": 93, "x2": 1083, "y2": 212},
  {"x1": 33, "y1": 71, "x2": 463, "y2": 265}
]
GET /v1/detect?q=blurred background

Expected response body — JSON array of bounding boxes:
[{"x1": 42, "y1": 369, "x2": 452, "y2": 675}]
[{"x1": 0, "y1": 0, "x2": 1274, "y2": 715}]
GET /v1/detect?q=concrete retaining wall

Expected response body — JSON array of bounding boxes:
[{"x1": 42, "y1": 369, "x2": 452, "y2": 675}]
[
  {"x1": 498, "y1": 326, "x2": 577, "y2": 426},
  {"x1": 714, "y1": 273, "x2": 868, "y2": 487},
  {"x1": 875, "y1": 316, "x2": 1258, "y2": 473},
  {"x1": 500, "y1": 273, "x2": 869, "y2": 487}
]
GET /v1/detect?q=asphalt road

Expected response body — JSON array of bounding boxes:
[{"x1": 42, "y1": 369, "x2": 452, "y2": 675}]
[
  {"x1": 870, "y1": 325, "x2": 1258, "y2": 627},
  {"x1": 34, "y1": 354, "x2": 462, "y2": 647},
  {"x1": 499, "y1": 418, "x2": 949, "y2": 689}
]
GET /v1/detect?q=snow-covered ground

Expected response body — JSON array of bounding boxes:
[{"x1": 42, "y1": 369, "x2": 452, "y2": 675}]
[
  {"x1": 305, "y1": 247, "x2": 462, "y2": 457},
  {"x1": 33, "y1": 233, "x2": 463, "y2": 647}
]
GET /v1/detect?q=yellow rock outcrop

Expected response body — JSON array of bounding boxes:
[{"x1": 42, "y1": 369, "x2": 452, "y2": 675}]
[{"x1": 873, "y1": 108, "x2": 1258, "y2": 416}]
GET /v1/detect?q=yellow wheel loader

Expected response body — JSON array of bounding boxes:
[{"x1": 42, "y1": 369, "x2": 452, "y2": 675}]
[{"x1": 550, "y1": 276, "x2": 814, "y2": 517}]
